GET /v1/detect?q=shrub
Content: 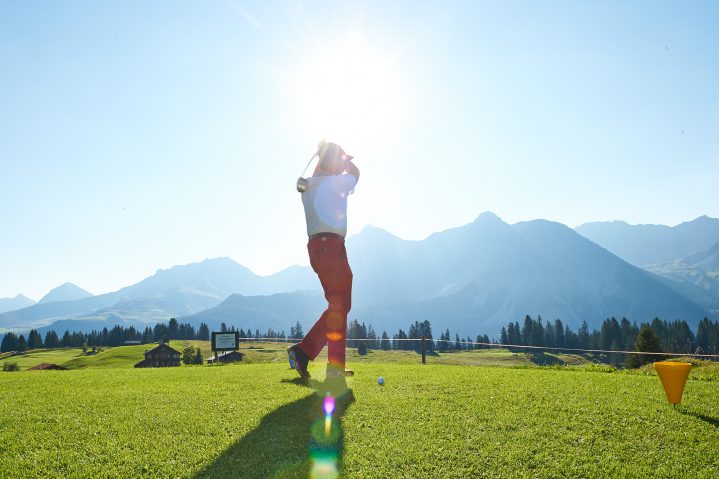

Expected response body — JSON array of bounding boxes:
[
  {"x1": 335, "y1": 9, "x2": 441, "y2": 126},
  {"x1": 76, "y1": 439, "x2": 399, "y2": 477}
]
[
  {"x1": 182, "y1": 346, "x2": 195, "y2": 365},
  {"x1": 2, "y1": 362, "x2": 20, "y2": 372}
]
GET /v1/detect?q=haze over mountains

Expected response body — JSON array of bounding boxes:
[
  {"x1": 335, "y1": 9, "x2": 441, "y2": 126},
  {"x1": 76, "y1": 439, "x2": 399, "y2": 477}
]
[
  {"x1": 576, "y1": 216, "x2": 719, "y2": 317},
  {"x1": 0, "y1": 258, "x2": 317, "y2": 333},
  {"x1": 2, "y1": 212, "x2": 715, "y2": 338},
  {"x1": 38, "y1": 283, "x2": 93, "y2": 304},
  {"x1": 576, "y1": 216, "x2": 719, "y2": 266},
  {"x1": 0, "y1": 294, "x2": 36, "y2": 315}
]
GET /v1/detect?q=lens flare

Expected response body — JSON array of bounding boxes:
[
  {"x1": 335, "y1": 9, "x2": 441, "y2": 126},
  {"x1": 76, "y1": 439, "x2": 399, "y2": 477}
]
[
  {"x1": 323, "y1": 394, "x2": 335, "y2": 415},
  {"x1": 324, "y1": 415, "x2": 332, "y2": 436},
  {"x1": 325, "y1": 311, "x2": 344, "y2": 330},
  {"x1": 309, "y1": 456, "x2": 339, "y2": 479}
]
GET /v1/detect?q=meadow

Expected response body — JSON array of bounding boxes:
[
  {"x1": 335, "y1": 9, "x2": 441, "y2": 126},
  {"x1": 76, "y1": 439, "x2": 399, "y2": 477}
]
[{"x1": 1, "y1": 343, "x2": 718, "y2": 478}]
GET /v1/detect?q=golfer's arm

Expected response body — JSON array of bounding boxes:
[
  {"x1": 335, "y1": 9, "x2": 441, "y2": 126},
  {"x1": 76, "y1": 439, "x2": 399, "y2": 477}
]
[
  {"x1": 312, "y1": 163, "x2": 322, "y2": 177},
  {"x1": 345, "y1": 160, "x2": 360, "y2": 183}
]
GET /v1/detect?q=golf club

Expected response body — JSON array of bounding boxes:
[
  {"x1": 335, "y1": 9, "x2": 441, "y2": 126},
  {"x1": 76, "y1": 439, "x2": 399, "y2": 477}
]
[{"x1": 296, "y1": 140, "x2": 326, "y2": 192}]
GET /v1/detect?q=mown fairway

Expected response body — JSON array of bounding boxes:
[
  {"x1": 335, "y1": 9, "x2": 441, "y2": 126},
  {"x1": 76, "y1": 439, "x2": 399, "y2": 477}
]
[{"x1": 1, "y1": 358, "x2": 718, "y2": 479}]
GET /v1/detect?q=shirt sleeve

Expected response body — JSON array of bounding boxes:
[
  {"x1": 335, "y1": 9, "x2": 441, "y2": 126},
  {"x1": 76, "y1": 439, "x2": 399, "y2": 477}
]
[{"x1": 335, "y1": 173, "x2": 357, "y2": 194}]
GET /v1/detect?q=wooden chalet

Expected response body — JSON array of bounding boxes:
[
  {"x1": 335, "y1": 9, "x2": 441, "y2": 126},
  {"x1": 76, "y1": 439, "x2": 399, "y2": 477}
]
[
  {"x1": 207, "y1": 350, "x2": 244, "y2": 364},
  {"x1": 134, "y1": 342, "x2": 181, "y2": 368}
]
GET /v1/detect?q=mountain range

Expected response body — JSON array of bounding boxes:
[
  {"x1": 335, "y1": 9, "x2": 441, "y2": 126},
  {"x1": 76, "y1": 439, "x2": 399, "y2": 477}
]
[
  {"x1": 0, "y1": 294, "x2": 36, "y2": 315},
  {"x1": 0, "y1": 258, "x2": 317, "y2": 333},
  {"x1": 575, "y1": 216, "x2": 719, "y2": 266},
  {"x1": 576, "y1": 216, "x2": 719, "y2": 316},
  {"x1": 38, "y1": 283, "x2": 93, "y2": 304},
  {"x1": 2, "y1": 213, "x2": 717, "y2": 338}
]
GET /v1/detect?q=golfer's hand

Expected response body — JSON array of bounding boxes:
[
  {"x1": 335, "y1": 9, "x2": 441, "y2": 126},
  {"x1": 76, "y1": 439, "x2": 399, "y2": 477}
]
[{"x1": 344, "y1": 159, "x2": 360, "y2": 182}]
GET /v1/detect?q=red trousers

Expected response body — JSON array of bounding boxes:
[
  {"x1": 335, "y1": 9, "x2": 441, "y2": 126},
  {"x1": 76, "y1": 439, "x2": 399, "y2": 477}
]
[{"x1": 298, "y1": 234, "x2": 353, "y2": 368}]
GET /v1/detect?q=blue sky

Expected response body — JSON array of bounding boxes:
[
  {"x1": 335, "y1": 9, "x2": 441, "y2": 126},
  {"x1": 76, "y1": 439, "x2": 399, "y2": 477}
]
[{"x1": 1, "y1": 1, "x2": 717, "y2": 299}]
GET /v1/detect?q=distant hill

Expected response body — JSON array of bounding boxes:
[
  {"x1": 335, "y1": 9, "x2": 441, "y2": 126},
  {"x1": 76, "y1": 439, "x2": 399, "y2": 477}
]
[
  {"x1": 181, "y1": 291, "x2": 326, "y2": 333},
  {"x1": 0, "y1": 258, "x2": 318, "y2": 332},
  {"x1": 576, "y1": 216, "x2": 719, "y2": 266},
  {"x1": 0, "y1": 294, "x2": 36, "y2": 314},
  {"x1": 4, "y1": 214, "x2": 714, "y2": 337},
  {"x1": 344, "y1": 213, "x2": 710, "y2": 335},
  {"x1": 645, "y1": 241, "x2": 719, "y2": 316},
  {"x1": 39, "y1": 283, "x2": 93, "y2": 304}
]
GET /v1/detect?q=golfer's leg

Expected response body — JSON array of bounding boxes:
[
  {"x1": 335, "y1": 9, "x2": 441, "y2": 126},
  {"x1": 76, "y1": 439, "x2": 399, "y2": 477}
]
[
  {"x1": 327, "y1": 316, "x2": 347, "y2": 369},
  {"x1": 299, "y1": 310, "x2": 330, "y2": 360},
  {"x1": 300, "y1": 238, "x2": 351, "y2": 365},
  {"x1": 326, "y1": 261, "x2": 353, "y2": 369},
  {"x1": 298, "y1": 239, "x2": 337, "y2": 360}
]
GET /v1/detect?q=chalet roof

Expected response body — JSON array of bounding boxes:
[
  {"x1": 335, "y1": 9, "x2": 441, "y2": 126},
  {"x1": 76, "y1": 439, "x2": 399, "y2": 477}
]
[
  {"x1": 144, "y1": 343, "x2": 181, "y2": 356},
  {"x1": 207, "y1": 350, "x2": 244, "y2": 361},
  {"x1": 27, "y1": 363, "x2": 68, "y2": 371}
]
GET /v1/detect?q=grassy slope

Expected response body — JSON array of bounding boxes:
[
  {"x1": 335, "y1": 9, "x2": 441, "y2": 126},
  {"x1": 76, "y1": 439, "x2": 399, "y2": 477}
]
[
  {"x1": 2, "y1": 348, "x2": 84, "y2": 370},
  {"x1": 1, "y1": 342, "x2": 559, "y2": 370},
  {"x1": 1, "y1": 361, "x2": 718, "y2": 479}
]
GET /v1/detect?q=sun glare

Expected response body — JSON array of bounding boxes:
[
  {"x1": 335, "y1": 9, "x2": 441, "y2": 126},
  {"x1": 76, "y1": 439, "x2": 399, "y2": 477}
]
[{"x1": 290, "y1": 33, "x2": 407, "y2": 152}]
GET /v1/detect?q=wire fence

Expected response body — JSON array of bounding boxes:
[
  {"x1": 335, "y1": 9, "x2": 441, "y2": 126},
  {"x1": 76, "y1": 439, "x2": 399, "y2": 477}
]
[{"x1": 236, "y1": 336, "x2": 719, "y2": 359}]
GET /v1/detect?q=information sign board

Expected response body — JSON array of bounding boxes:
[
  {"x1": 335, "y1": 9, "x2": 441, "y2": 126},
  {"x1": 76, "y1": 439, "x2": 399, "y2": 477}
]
[{"x1": 211, "y1": 332, "x2": 239, "y2": 351}]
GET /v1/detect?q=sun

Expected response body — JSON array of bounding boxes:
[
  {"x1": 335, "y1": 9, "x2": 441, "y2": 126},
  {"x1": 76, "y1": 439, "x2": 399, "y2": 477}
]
[{"x1": 289, "y1": 33, "x2": 407, "y2": 153}]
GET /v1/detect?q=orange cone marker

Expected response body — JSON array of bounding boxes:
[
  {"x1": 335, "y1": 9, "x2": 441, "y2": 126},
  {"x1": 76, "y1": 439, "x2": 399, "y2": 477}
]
[{"x1": 653, "y1": 361, "x2": 692, "y2": 405}]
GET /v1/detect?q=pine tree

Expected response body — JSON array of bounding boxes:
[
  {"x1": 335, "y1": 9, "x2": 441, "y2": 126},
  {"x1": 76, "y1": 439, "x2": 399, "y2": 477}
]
[
  {"x1": 291, "y1": 321, "x2": 304, "y2": 340},
  {"x1": 578, "y1": 321, "x2": 590, "y2": 349},
  {"x1": 168, "y1": 318, "x2": 179, "y2": 339},
  {"x1": 198, "y1": 323, "x2": 210, "y2": 341},
  {"x1": 27, "y1": 329, "x2": 43, "y2": 349},
  {"x1": 500, "y1": 327, "x2": 508, "y2": 345},
  {"x1": 627, "y1": 325, "x2": 663, "y2": 368},
  {"x1": 522, "y1": 315, "x2": 533, "y2": 346},
  {"x1": 533, "y1": 316, "x2": 545, "y2": 346},
  {"x1": 1, "y1": 332, "x2": 19, "y2": 352},
  {"x1": 554, "y1": 319, "x2": 564, "y2": 348},
  {"x1": 545, "y1": 321, "x2": 555, "y2": 348},
  {"x1": 44, "y1": 330, "x2": 60, "y2": 348},
  {"x1": 367, "y1": 325, "x2": 378, "y2": 349},
  {"x1": 194, "y1": 347, "x2": 203, "y2": 364},
  {"x1": 142, "y1": 327, "x2": 153, "y2": 344},
  {"x1": 381, "y1": 331, "x2": 390, "y2": 350}
]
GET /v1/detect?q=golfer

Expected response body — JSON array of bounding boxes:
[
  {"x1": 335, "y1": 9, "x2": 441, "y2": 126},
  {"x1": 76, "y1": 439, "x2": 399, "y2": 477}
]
[{"x1": 288, "y1": 141, "x2": 360, "y2": 379}]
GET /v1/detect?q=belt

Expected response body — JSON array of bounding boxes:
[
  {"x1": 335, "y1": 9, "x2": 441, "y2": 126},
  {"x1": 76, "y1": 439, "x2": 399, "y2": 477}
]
[{"x1": 310, "y1": 232, "x2": 345, "y2": 242}]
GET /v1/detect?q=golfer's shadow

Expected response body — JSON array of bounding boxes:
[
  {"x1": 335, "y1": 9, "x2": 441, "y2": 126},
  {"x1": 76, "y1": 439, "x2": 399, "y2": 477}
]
[{"x1": 192, "y1": 377, "x2": 354, "y2": 479}]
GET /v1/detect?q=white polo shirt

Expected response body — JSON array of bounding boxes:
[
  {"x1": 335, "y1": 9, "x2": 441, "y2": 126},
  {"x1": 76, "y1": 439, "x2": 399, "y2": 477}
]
[{"x1": 301, "y1": 173, "x2": 357, "y2": 238}]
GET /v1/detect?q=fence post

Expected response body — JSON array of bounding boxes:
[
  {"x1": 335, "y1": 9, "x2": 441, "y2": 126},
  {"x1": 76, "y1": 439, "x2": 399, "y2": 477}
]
[{"x1": 421, "y1": 335, "x2": 426, "y2": 364}]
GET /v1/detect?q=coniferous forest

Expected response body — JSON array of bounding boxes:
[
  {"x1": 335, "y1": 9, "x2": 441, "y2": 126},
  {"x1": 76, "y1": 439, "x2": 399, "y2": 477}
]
[{"x1": 2, "y1": 316, "x2": 719, "y2": 368}]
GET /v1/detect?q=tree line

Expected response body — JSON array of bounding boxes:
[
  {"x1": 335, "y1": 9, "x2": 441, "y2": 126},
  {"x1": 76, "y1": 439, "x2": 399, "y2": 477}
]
[
  {"x1": 3, "y1": 315, "x2": 717, "y2": 364},
  {"x1": 499, "y1": 315, "x2": 719, "y2": 354},
  {"x1": 344, "y1": 319, "x2": 494, "y2": 354},
  {"x1": 0, "y1": 318, "x2": 289, "y2": 353},
  {"x1": 0, "y1": 318, "x2": 208, "y2": 352},
  {"x1": 498, "y1": 315, "x2": 719, "y2": 367}
]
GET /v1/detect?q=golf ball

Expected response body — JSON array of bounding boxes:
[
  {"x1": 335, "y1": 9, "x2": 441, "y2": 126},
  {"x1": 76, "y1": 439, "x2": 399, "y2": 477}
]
[{"x1": 377, "y1": 376, "x2": 385, "y2": 385}]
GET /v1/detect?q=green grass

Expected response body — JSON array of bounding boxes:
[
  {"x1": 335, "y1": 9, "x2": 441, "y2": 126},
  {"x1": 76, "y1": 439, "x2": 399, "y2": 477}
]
[
  {"x1": 1, "y1": 358, "x2": 718, "y2": 478},
  {"x1": 2, "y1": 348, "x2": 85, "y2": 370},
  {"x1": 1, "y1": 342, "x2": 566, "y2": 371}
]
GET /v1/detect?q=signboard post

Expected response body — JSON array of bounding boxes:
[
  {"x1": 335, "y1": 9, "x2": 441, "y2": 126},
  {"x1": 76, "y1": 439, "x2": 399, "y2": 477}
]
[{"x1": 211, "y1": 331, "x2": 240, "y2": 363}]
